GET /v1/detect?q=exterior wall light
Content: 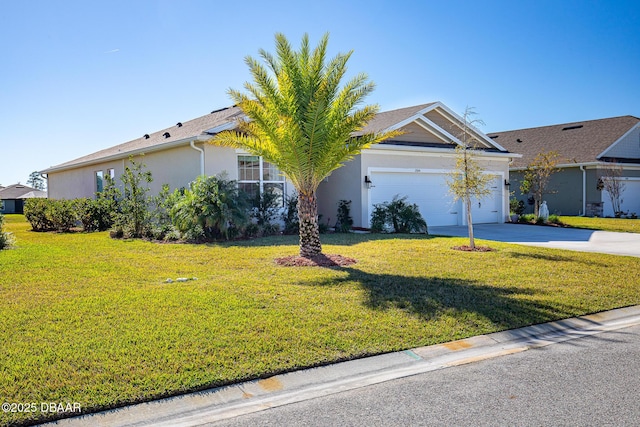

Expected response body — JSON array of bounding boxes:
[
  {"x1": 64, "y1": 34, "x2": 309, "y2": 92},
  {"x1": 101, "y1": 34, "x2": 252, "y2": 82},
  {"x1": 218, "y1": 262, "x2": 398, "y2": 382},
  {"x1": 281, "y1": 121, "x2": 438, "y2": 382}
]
[{"x1": 364, "y1": 175, "x2": 373, "y2": 189}]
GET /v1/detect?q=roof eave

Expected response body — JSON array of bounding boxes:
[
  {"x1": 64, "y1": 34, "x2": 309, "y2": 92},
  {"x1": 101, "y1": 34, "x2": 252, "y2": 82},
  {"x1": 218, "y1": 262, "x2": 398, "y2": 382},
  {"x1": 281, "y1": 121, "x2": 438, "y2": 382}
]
[
  {"x1": 41, "y1": 135, "x2": 204, "y2": 174},
  {"x1": 367, "y1": 143, "x2": 520, "y2": 158}
]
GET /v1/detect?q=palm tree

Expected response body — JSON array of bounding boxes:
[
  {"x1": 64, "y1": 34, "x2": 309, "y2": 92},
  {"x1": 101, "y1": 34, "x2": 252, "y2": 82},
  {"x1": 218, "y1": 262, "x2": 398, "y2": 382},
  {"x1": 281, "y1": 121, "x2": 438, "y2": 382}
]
[{"x1": 213, "y1": 33, "x2": 399, "y2": 257}]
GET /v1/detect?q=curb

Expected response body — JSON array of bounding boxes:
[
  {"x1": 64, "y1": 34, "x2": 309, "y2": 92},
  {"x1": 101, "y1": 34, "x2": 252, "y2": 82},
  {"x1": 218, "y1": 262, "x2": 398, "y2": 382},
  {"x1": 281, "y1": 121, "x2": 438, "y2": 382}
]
[{"x1": 45, "y1": 305, "x2": 640, "y2": 427}]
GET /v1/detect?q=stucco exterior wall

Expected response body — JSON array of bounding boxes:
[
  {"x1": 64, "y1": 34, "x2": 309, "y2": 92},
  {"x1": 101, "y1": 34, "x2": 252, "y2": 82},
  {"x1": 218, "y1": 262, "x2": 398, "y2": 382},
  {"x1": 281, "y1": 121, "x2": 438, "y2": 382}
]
[
  {"x1": 47, "y1": 145, "x2": 203, "y2": 199},
  {"x1": 203, "y1": 144, "x2": 238, "y2": 179},
  {"x1": 510, "y1": 167, "x2": 585, "y2": 216},
  {"x1": 510, "y1": 164, "x2": 640, "y2": 217},
  {"x1": 133, "y1": 146, "x2": 201, "y2": 193},
  {"x1": 0, "y1": 199, "x2": 17, "y2": 214},
  {"x1": 317, "y1": 156, "x2": 362, "y2": 229},
  {"x1": 47, "y1": 159, "x2": 122, "y2": 199}
]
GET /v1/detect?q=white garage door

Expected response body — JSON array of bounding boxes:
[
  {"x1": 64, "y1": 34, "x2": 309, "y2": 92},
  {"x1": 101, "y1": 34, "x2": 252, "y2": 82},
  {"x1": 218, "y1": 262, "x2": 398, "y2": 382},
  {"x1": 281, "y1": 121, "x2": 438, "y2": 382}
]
[
  {"x1": 370, "y1": 172, "x2": 461, "y2": 226},
  {"x1": 471, "y1": 176, "x2": 502, "y2": 224},
  {"x1": 603, "y1": 179, "x2": 640, "y2": 217}
]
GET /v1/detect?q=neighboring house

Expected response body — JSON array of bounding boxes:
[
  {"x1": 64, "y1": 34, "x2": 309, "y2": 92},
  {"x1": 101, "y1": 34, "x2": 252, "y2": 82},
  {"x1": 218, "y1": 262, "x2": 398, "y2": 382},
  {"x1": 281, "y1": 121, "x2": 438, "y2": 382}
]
[
  {"x1": 42, "y1": 102, "x2": 517, "y2": 228},
  {"x1": 488, "y1": 116, "x2": 640, "y2": 217},
  {"x1": 0, "y1": 184, "x2": 47, "y2": 214}
]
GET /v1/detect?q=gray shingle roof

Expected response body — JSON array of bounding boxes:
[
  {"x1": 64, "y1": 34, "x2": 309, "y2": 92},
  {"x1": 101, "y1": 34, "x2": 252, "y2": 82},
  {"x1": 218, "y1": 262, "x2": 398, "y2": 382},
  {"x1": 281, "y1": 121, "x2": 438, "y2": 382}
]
[
  {"x1": 354, "y1": 103, "x2": 437, "y2": 135},
  {"x1": 43, "y1": 102, "x2": 502, "y2": 173},
  {"x1": 43, "y1": 106, "x2": 244, "y2": 172},
  {"x1": 0, "y1": 184, "x2": 47, "y2": 199},
  {"x1": 487, "y1": 116, "x2": 640, "y2": 168}
]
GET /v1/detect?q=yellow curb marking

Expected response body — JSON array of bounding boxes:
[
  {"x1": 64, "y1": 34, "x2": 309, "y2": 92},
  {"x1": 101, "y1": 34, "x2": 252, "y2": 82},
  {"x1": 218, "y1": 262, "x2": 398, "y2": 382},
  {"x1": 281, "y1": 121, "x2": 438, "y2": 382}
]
[
  {"x1": 445, "y1": 347, "x2": 528, "y2": 367},
  {"x1": 258, "y1": 377, "x2": 284, "y2": 392},
  {"x1": 442, "y1": 340, "x2": 473, "y2": 351}
]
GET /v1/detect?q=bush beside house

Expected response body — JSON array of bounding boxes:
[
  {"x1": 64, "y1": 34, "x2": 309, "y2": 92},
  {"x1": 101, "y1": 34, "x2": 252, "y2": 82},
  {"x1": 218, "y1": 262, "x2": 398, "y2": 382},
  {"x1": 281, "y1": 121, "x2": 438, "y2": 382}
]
[{"x1": 0, "y1": 212, "x2": 13, "y2": 250}]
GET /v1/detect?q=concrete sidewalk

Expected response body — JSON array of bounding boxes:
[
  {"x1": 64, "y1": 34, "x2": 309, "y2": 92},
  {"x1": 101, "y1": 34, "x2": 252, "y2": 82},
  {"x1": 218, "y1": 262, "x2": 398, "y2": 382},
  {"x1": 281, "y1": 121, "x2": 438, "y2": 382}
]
[
  {"x1": 44, "y1": 305, "x2": 640, "y2": 427},
  {"x1": 429, "y1": 223, "x2": 640, "y2": 257}
]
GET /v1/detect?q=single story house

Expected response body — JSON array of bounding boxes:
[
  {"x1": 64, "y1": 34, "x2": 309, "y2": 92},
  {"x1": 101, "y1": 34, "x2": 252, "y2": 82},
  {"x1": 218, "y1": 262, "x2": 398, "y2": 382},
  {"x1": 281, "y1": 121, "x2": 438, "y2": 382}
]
[
  {"x1": 42, "y1": 102, "x2": 517, "y2": 228},
  {"x1": 0, "y1": 184, "x2": 47, "y2": 214},
  {"x1": 488, "y1": 116, "x2": 640, "y2": 217}
]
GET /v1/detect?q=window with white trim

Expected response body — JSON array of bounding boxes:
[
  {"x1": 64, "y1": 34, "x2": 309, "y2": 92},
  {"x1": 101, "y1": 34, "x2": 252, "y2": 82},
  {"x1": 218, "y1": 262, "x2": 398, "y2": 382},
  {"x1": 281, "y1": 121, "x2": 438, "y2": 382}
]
[{"x1": 238, "y1": 155, "x2": 285, "y2": 205}]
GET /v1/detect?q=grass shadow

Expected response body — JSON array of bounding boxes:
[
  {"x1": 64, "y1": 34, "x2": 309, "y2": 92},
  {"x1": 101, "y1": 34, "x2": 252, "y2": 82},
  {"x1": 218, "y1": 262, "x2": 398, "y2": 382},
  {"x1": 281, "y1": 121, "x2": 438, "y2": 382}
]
[
  {"x1": 216, "y1": 232, "x2": 435, "y2": 248},
  {"x1": 507, "y1": 251, "x2": 609, "y2": 267},
  {"x1": 305, "y1": 267, "x2": 581, "y2": 332}
]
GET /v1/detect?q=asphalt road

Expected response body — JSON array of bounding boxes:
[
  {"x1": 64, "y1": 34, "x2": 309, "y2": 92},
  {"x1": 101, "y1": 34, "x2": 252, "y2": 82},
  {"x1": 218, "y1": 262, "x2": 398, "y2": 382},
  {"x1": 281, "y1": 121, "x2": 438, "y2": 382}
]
[{"x1": 210, "y1": 323, "x2": 640, "y2": 427}]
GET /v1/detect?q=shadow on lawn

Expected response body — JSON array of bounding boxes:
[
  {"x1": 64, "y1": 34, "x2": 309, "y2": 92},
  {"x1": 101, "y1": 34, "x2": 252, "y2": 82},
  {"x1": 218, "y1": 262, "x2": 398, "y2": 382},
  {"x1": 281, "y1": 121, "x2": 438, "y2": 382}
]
[
  {"x1": 217, "y1": 232, "x2": 434, "y2": 248},
  {"x1": 507, "y1": 251, "x2": 610, "y2": 267},
  {"x1": 306, "y1": 267, "x2": 581, "y2": 331}
]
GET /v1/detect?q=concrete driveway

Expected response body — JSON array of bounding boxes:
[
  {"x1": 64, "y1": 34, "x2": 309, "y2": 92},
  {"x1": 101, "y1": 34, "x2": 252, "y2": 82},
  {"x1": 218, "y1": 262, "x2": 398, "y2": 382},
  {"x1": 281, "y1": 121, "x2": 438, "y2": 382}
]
[{"x1": 428, "y1": 223, "x2": 640, "y2": 257}]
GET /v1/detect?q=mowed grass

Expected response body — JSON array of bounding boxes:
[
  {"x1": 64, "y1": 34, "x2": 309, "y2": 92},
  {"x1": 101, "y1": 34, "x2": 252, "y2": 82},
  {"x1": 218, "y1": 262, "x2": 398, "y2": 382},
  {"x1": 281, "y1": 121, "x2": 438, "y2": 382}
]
[
  {"x1": 1, "y1": 214, "x2": 640, "y2": 425},
  {"x1": 560, "y1": 215, "x2": 640, "y2": 233}
]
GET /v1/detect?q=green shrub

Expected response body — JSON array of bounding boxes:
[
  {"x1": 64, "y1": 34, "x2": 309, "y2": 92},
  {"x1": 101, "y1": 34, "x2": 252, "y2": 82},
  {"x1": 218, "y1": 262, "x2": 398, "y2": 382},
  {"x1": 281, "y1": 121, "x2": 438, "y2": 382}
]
[
  {"x1": 518, "y1": 213, "x2": 537, "y2": 223},
  {"x1": 509, "y1": 198, "x2": 526, "y2": 215},
  {"x1": 0, "y1": 213, "x2": 13, "y2": 250},
  {"x1": 547, "y1": 214, "x2": 562, "y2": 225},
  {"x1": 112, "y1": 158, "x2": 153, "y2": 238},
  {"x1": 148, "y1": 184, "x2": 181, "y2": 240},
  {"x1": 24, "y1": 199, "x2": 54, "y2": 231},
  {"x1": 335, "y1": 200, "x2": 353, "y2": 233},
  {"x1": 282, "y1": 193, "x2": 299, "y2": 235},
  {"x1": 370, "y1": 195, "x2": 427, "y2": 234},
  {"x1": 170, "y1": 175, "x2": 248, "y2": 241},
  {"x1": 45, "y1": 199, "x2": 78, "y2": 232},
  {"x1": 76, "y1": 198, "x2": 116, "y2": 232},
  {"x1": 247, "y1": 187, "x2": 281, "y2": 237}
]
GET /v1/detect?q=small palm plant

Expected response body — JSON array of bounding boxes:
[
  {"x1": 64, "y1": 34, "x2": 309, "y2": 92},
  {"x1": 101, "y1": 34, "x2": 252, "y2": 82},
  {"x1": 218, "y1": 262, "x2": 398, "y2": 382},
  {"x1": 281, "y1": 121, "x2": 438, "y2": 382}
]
[
  {"x1": 213, "y1": 33, "x2": 400, "y2": 257},
  {"x1": 171, "y1": 175, "x2": 248, "y2": 241}
]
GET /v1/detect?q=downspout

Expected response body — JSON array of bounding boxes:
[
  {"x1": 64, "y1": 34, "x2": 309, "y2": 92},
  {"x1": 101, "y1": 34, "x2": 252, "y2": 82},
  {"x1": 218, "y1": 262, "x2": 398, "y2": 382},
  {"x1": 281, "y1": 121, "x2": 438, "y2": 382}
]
[
  {"x1": 190, "y1": 140, "x2": 205, "y2": 176},
  {"x1": 580, "y1": 165, "x2": 586, "y2": 216}
]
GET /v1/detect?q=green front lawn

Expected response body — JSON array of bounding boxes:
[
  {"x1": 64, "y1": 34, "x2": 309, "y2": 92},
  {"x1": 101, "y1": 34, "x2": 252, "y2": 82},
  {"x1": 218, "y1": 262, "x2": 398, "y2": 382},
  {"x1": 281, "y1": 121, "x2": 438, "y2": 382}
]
[
  {"x1": 560, "y1": 216, "x2": 640, "y2": 233},
  {"x1": 2, "y1": 214, "x2": 640, "y2": 425}
]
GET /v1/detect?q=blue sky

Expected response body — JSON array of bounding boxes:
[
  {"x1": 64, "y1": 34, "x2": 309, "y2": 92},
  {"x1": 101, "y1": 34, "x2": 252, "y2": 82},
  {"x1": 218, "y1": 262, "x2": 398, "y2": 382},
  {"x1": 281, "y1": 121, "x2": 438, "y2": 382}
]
[{"x1": 1, "y1": 0, "x2": 639, "y2": 186}]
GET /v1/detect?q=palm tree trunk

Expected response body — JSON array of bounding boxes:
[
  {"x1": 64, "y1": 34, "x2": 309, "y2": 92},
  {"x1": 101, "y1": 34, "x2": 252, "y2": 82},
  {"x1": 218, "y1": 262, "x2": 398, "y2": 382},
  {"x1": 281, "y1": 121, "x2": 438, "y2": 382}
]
[{"x1": 298, "y1": 192, "x2": 322, "y2": 257}]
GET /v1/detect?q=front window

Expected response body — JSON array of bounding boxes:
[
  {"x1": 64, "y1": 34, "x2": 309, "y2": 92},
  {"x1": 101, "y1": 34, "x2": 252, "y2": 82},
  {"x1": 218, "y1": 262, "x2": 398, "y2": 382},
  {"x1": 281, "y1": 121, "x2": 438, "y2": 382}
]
[
  {"x1": 95, "y1": 171, "x2": 104, "y2": 193},
  {"x1": 238, "y1": 155, "x2": 285, "y2": 205}
]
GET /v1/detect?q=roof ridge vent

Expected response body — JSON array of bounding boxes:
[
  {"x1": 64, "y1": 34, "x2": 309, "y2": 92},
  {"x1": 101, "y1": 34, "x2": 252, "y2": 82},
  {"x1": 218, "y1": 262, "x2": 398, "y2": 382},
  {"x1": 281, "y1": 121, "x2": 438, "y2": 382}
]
[
  {"x1": 176, "y1": 122, "x2": 182, "y2": 127},
  {"x1": 211, "y1": 107, "x2": 229, "y2": 114},
  {"x1": 562, "y1": 125, "x2": 583, "y2": 131},
  {"x1": 163, "y1": 132, "x2": 171, "y2": 138},
  {"x1": 143, "y1": 134, "x2": 150, "y2": 139}
]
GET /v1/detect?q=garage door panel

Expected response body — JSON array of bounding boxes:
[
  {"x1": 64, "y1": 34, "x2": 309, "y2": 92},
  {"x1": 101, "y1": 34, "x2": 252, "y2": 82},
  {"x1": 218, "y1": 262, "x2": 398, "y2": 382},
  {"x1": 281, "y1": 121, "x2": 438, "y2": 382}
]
[
  {"x1": 370, "y1": 172, "x2": 460, "y2": 226},
  {"x1": 370, "y1": 172, "x2": 503, "y2": 227},
  {"x1": 471, "y1": 177, "x2": 502, "y2": 224},
  {"x1": 603, "y1": 180, "x2": 640, "y2": 217}
]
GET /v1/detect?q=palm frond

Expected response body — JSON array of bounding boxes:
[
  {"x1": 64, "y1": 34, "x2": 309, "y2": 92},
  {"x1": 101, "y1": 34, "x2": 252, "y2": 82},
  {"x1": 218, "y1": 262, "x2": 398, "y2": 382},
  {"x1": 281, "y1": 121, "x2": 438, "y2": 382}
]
[{"x1": 210, "y1": 32, "x2": 399, "y2": 195}]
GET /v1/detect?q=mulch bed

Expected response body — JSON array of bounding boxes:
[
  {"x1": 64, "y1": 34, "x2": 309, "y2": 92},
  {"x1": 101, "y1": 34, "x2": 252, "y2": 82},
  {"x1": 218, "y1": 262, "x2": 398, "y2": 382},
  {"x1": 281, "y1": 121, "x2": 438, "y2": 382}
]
[
  {"x1": 275, "y1": 254, "x2": 357, "y2": 267},
  {"x1": 451, "y1": 245, "x2": 495, "y2": 252}
]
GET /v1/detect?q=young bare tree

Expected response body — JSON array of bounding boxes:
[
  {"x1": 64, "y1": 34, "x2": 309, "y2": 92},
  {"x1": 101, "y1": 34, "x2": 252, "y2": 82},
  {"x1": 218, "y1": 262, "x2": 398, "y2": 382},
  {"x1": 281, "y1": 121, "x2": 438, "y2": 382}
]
[
  {"x1": 599, "y1": 162, "x2": 626, "y2": 217},
  {"x1": 520, "y1": 151, "x2": 559, "y2": 217},
  {"x1": 446, "y1": 107, "x2": 493, "y2": 249}
]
